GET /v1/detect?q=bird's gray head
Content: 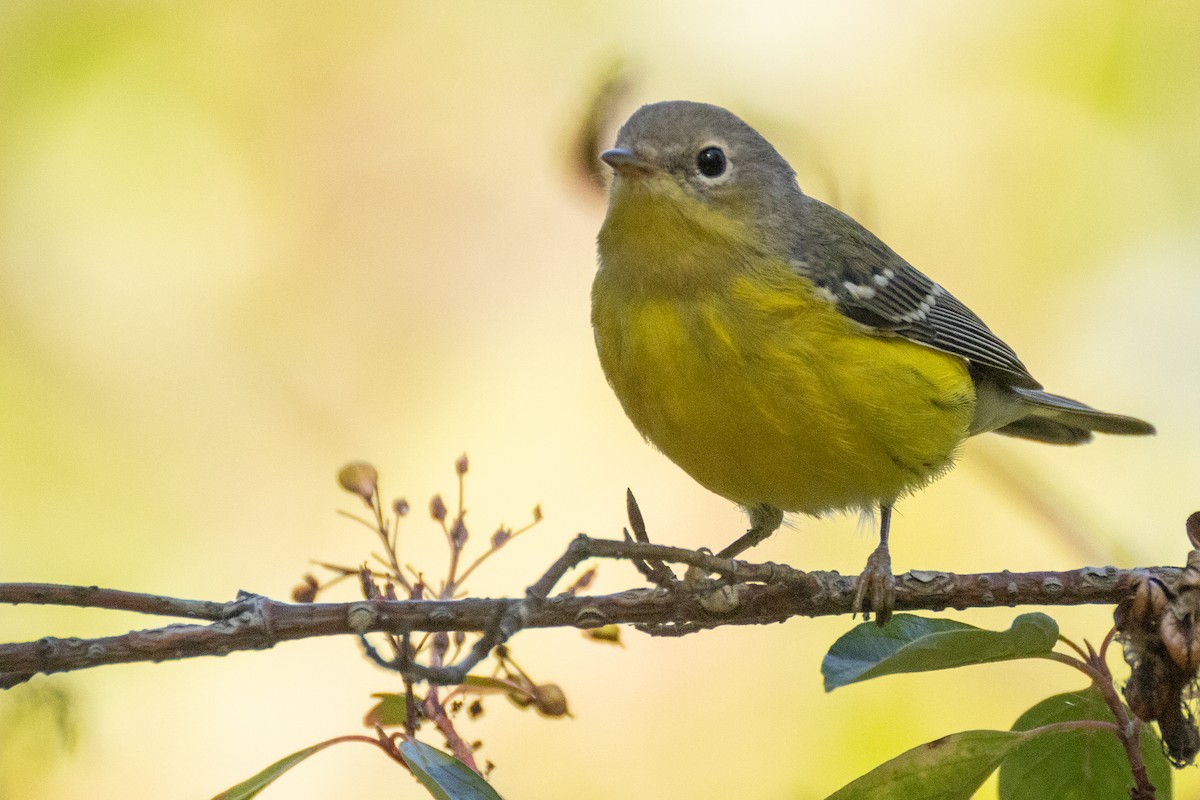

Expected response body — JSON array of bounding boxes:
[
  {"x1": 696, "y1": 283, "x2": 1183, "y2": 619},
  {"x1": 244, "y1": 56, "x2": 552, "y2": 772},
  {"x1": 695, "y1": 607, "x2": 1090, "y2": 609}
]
[{"x1": 601, "y1": 101, "x2": 802, "y2": 241}]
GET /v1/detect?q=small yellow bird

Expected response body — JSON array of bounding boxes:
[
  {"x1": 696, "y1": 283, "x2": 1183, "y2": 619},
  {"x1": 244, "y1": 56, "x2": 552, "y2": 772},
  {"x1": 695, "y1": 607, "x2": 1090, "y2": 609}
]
[{"x1": 592, "y1": 100, "x2": 1154, "y2": 624}]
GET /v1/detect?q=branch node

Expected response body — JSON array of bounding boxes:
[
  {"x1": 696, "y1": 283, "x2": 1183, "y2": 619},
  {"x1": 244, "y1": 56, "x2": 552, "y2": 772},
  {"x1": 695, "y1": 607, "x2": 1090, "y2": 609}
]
[
  {"x1": 571, "y1": 605, "x2": 609, "y2": 629},
  {"x1": 348, "y1": 602, "x2": 381, "y2": 633}
]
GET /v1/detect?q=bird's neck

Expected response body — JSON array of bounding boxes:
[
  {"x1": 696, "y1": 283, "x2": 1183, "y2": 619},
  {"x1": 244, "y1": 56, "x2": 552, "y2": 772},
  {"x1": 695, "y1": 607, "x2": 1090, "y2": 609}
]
[{"x1": 599, "y1": 195, "x2": 763, "y2": 299}]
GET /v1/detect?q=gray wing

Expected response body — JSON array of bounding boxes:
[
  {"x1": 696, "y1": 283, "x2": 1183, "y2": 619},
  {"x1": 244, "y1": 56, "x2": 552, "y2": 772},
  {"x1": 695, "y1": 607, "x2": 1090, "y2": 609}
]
[{"x1": 791, "y1": 196, "x2": 1040, "y2": 389}]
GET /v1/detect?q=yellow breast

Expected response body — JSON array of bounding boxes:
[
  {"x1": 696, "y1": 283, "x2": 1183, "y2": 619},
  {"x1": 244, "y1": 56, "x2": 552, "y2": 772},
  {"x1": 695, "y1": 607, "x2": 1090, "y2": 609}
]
[{"x1": 591, "y1": 264, "x2": 975, "y2": 515}]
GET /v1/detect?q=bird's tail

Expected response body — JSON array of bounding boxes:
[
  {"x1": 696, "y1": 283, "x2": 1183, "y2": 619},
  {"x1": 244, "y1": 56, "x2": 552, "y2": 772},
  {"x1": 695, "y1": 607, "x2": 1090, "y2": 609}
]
[{"x1": 993, "y1": 386, "x2": 1156, "y2": 445}]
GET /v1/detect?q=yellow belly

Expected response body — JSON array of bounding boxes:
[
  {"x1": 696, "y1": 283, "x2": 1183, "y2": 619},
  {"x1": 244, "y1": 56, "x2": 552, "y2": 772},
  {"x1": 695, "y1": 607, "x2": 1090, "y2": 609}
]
[{"x1": 591, "y1": 269, "x2": 975, "y2": 514}]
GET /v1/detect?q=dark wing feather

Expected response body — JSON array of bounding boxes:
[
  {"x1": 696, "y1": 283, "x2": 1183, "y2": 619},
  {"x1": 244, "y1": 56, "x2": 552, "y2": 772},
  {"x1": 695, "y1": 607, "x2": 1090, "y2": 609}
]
[{"x1": 790, "y1": 196, "x2": 1040, "y2": 389}]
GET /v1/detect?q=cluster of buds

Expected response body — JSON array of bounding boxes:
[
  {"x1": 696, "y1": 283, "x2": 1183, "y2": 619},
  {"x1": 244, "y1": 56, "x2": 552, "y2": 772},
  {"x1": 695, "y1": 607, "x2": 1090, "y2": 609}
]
[
  {"x1": 1115, "y1": 513, "x2": 1200, "y2": 766},
  {"x1": 315, "y1": 456, "x2": 559, "y2": 774}
]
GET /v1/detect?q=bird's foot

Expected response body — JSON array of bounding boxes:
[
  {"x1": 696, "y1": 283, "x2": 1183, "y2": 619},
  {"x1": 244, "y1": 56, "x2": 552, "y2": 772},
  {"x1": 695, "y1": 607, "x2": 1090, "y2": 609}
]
[
  {"x1": 851, "y1": 543, "x2": 895, "y2": 626},
  {"x1": 681, "y1": 548, "x2": 720, "y2": 588}
]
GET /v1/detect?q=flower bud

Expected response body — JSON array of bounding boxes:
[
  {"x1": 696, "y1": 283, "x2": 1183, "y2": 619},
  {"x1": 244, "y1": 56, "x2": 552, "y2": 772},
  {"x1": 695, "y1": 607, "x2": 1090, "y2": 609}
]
[
  {"x1": 430, "y1": 495, "x2": 447, "y2": 522},
  {"x1": 491, "y1": 527, "x2": 512, "y2": 549},
  {"x1": 337, "y1": 462, "x2": 378, "y2": 503},
  {"x1": 533, "y1": 683, "x2": 570, "y2": 718},
  {"x1": 450, "y1": 516, "x2": 468, "y2": 548},
  {"x1": 291, "y1": 574, "x2": 319, "y2": 603}
]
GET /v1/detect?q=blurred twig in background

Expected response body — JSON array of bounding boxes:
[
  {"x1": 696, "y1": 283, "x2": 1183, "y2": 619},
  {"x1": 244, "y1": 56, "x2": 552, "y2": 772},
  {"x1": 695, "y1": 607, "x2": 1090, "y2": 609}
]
[{"x1": 566, "y1": 58, "x2": 633, "y2": 198}]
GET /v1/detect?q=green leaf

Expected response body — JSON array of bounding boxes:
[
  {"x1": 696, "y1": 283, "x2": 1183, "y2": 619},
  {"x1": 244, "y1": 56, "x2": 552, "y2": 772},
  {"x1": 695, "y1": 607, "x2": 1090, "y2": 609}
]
[
  {"x1": 999, "y1": 688, "x2": 1172, "y2": 800},
  {"x1": 210, "y1": 739, "x2": 349, "y2": 800},
  {"x1": 583, "y1": 623, "x2": 623, "y2": 645},
  {"x1": 462, "y1": 675, "x2": 524, "y2": 694},
  {"x1": 365, "y1": 693, "x2": 409, "y2": 727},
  {"x1": 400, "y1": 739, "x2": 504, "y2": 800},
  {"x1": 825, "y1": 729, "x2": 1033, "y2": 800},
  {"x1": 822, "y1": 613, "x2": 1059, "y2": 691}
]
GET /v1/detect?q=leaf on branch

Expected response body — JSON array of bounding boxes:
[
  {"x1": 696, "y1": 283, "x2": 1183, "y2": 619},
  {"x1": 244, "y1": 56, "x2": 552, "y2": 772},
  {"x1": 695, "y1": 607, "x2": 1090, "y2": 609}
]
[
  {"x1": 822, "y1": 613, "x2": 1058, "y2": 691},
  {"x1": 210, "y1": 739, "x2": 357, "y2": 800},
  {"x1": 365, "y1": 693, "x2": 410, "y2": 727},
  {"x1": 400, "y1": 739, "x2": 504, "y2": 800},
  {"x1": 998, "y1": 688, "x2": 1173, "y2": 800},
  {"x1": 462, "y1": 675, "x2": 525, "y2": 694},
  {"x1": 456, "y1": 674, "x2": 550, "y2": 712},
  {"x1": 583, "y1": 624, "x2": 622, "y2": 645},
  {"x1": 825, "y1": 729, "x2": 1034, "y2": 800}
]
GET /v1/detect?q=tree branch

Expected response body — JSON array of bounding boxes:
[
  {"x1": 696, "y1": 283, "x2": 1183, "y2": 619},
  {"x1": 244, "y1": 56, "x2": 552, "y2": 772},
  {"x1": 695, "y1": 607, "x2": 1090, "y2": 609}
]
[
  {"x1": 0, "y1": 534, "x2": 1178, "y2": 687},
  {"x1": 0, "y1": 583, "x2": 237, "y2": 620}
]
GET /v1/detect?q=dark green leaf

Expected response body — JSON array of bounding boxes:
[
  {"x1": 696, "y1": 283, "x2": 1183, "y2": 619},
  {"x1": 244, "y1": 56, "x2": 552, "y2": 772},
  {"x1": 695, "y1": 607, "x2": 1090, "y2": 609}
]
[
  {"x1": 825, "y1": 729, "x2": 1033, "y2": 800},
  {"x1": 822, "y1": 613, "x2": 1059, "y2": 691},
  {"x1": 210, "y1": 739, "x2": 348, "y2": 800},
  {"x1": 999, "y1": 688, "x2": 1172, "y2": 800},
  {"x1": 400, "y1": 739, "x2": 504, "y2": 800}
]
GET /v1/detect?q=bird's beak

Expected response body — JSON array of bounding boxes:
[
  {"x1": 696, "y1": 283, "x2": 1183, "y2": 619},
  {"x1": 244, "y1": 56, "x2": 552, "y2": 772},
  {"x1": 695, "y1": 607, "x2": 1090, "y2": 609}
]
[{"x1": 600, "y1": 147, "x2": 658, "y2": 177}]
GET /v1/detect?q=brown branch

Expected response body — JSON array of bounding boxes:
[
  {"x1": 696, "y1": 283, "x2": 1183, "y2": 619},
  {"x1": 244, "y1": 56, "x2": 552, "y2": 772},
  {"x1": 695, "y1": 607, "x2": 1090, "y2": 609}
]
[
  {"x1": 0, "y1": 534, "x2": 1179, "y2": 688},
  {"x1": 0, "y1": 583, "x2": 237, "y2": 620}
]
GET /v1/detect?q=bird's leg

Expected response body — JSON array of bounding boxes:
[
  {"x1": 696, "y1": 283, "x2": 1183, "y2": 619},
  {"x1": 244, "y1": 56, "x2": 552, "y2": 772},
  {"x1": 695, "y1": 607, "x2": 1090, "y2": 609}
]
[
  {"x1": 852, "y1": 504, "x2": 896, "y2": 626},
  {"x1": 716, "y1": 504, "x2": 785, "y2": 560},
  {"x1": 682, "y1": 505, "x2": 784, "y2": 586}
]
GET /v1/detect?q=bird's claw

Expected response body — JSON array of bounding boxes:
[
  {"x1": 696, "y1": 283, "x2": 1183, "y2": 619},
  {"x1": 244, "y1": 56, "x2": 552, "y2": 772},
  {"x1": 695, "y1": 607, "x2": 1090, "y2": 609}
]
[
  {"x1": 851, "y1": 543, "x2": 895, "y2": 626},
  {"x1": 681, "y1": 548, "x2": 723, "y2": 591}
]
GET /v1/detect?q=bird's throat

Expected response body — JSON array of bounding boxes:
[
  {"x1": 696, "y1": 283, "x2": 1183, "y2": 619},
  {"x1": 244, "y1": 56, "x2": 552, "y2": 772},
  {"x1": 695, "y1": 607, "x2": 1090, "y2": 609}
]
[{"x1": 597, "y1": 180, "x2": 758, "y2": 298}]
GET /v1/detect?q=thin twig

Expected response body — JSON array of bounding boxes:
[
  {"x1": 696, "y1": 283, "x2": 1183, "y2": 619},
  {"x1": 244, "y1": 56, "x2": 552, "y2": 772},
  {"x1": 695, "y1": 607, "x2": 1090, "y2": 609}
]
[
  {"x1": 1057, "y1": 634, "x2": 1090, "y2": 662},
  {"x1": 1087, "y1": 644, "x2": 1157, "y2": 799},
  {"x1": 1038, "y1": 651, "x2": 1104, "y2": 682},
  {"x1": 0, "y1": 584, "x2": 239, "y2": 620}
]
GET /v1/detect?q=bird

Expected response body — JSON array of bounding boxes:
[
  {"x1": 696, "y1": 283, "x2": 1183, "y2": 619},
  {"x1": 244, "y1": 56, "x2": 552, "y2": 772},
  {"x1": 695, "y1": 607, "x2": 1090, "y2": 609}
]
[{"x1": 591, "y1": 100, "x2": 1154, "y2": 624}]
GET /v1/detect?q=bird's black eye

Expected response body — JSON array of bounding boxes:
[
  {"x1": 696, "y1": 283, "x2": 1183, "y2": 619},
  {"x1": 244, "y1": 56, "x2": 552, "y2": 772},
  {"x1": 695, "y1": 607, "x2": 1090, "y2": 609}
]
[{"x1": 696, "y1": 146, "x2": 726, "y2": 178}]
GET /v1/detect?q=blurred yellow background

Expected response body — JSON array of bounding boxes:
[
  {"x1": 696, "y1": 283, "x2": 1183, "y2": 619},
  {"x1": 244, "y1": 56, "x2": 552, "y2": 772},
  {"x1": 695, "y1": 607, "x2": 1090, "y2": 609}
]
[{"x1": 2, "y1": 1, "x2": 1198, "y2": 798}]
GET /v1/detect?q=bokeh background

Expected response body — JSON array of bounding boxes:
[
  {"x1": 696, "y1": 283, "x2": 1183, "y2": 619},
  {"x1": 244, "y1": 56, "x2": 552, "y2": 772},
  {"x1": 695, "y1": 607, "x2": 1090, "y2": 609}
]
[{"x1": 2, "y1": 2, "x2": 1198, "y2": 798}]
